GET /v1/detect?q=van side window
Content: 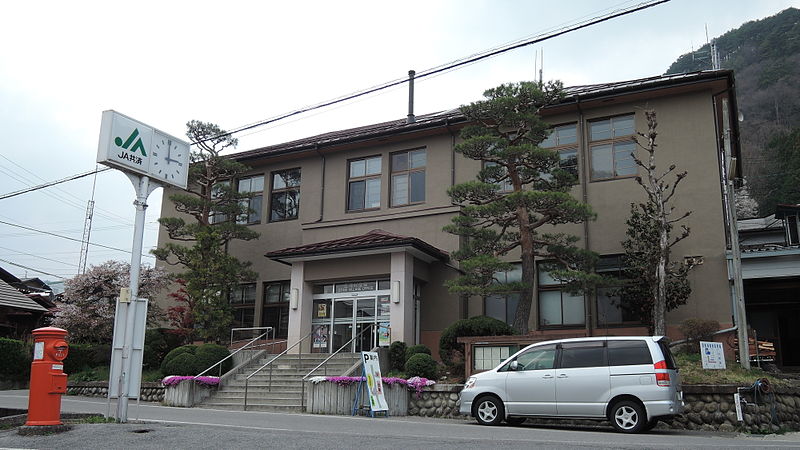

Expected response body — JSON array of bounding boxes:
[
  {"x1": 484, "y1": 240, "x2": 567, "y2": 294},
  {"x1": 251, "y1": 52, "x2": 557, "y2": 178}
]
[
  {"x1": 608, "y1": 340, "x2": 652, "y2": 366},
  {"x1": 559, "y1": 341, "x2": 606, "y2": 368},
  {"x1": 515, "y1": 345, "x2": 557, "y2": 371}
]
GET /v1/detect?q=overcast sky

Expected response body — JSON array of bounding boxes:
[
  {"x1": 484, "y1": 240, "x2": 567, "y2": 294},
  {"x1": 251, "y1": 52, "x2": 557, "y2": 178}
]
[{"x1": 1, "y1": 0, "x2": 797, "y2": 282}]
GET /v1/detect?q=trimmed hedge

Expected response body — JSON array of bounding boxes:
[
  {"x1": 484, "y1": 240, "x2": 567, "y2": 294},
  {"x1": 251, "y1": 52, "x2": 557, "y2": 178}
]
[
  {"x1": 439, "y1": 316, "x2": 515, "y2": 375},
  {"x1": 160, "y1": 345, "x2": 197, "y2": 373},
  {"x1": 405, "y1": 353, "x2": 437, "y2": 379},
  {"x1": 194, "y1": 344, "x2": 232, "y2": 375},
  {"x1": 163, "y1": 352, "x2": 198, "y2": 376},
  {"x1": 389, "y1": 341, "x2": 407, "y2": 372},
  {"x1": 405, "y1": 344, "x2": 431, "y2": 362},
  {"x1": 0, "y1": 338, "x2": 30, "y2": 380}
]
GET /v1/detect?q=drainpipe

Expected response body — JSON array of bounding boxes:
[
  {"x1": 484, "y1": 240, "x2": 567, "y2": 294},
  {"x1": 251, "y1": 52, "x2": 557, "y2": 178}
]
[
  {"x1": 314, "y1": 144, "x2": 325, "y2": 223},
  {"x1": 445, "y1": 117, "x2": 456, "y2": 188},
  {"x1": 407, "y1": 70, "x2": 416, "y2": 124},
  {"x1": 576, "y1": 95, "x2": 593, "y2": 337}
]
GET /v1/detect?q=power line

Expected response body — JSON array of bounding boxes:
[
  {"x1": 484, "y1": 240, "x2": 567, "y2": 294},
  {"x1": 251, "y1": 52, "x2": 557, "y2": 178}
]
[
  {"x1": 0, "y1": 219, "x2": 154, "y2": 258},
  {"x1": 0, "y1": 258, "x2": 67, "y2": 280},
  {"x1": 0, "y1": 245, "x2": 78, "y2": 268},
  {"x1": 199, "y1": 0, "x2": 670, "y2": 144},
  {"x1": 0, "y1": 167, "x2": 111, "y2": 201}
]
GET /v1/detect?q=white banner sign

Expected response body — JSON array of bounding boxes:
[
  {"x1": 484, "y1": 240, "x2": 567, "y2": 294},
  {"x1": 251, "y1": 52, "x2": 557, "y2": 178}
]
[
  {"x1": 361, "y1": 351, "x2": 388, "y2": 412},
  {"x1": 700, "y1": 341, "x2": 726, "y2": 369}
]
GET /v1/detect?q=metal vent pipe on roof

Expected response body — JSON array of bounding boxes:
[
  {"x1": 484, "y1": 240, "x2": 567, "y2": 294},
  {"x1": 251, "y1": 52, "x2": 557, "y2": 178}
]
[{"x1": 407, "y1": 69, "x2": 416, "y2": 124}]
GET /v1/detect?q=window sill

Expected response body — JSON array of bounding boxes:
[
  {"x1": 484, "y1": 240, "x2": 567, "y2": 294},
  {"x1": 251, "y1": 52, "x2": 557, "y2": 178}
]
[
  {"x1": 589, "y1": 174, "x2": 638, "y2": 183},
  {"x1": 268, "y1": 217, "x2": 299, "y2": 223}
]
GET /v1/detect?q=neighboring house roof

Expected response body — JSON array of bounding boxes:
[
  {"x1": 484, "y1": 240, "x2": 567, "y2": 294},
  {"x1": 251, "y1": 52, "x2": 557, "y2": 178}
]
[
  {"x1": 232, "y1": 70, "x2": 737, "y2": 164},
  {"x1": 265, "y1": 229, "x2": 449, "y2": 263},
  {"x1": 0, "y1": 278, "x2": 47, "y2": 312},
  {"x1": 738, "y1": 215, "x2": 783, "y2": 232}
]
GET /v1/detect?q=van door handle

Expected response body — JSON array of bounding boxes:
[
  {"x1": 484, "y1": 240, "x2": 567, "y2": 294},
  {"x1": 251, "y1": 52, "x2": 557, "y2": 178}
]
[
  {"x1": 557, "y1": 374, "x2": 568, "y2": 378},
  {"x1": 542, "y1": 374, "x2": 553, "y2": 379}
]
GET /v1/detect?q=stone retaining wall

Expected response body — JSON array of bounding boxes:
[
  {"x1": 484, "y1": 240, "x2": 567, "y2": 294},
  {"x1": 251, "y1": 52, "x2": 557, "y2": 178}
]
[
  {"x1": 407, "y1": 383, "x2": 800, "y2": 432},
  {"x1": 66, "y1": 382, "x2": 164, "y2": 403},
  {"x1": 407, "y1": 384, "x2": 462, "y2": 418},
  {"x1": 676, "y1": 385, "x2": 800, "y2": 433}
]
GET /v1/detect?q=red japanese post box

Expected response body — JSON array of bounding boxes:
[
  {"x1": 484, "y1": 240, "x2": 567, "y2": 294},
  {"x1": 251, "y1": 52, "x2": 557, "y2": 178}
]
[{"x1": 26, "y1": 327, "x2": 69, "y2": 426}]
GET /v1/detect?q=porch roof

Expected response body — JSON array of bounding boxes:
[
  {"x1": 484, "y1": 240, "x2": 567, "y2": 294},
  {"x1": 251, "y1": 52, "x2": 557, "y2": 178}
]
[{"x1": 265, "y1": 229, "x2": 449, "y2": 264}]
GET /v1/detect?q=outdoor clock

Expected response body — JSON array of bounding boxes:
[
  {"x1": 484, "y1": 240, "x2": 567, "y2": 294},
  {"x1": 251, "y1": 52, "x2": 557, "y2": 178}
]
[
  {"x1": 151, "y1": 135, "x2": 186, "y2": 184},
  {"x1": 98, "y1": 110, "x2": 191, "y2": 190}
]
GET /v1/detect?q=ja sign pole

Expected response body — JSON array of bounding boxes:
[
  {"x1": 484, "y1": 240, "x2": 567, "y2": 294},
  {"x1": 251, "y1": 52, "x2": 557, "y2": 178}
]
[{"x1": 97, "y1": 111, "x2": 190, "y2": 421}]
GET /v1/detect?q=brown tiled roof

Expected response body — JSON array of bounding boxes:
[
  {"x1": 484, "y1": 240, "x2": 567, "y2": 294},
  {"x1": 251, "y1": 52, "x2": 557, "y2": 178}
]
[
  {"x1": 233, "y1": 109, "x2": 466, "y2": 163},
  {"x1": 232, "y1": 70, "x2": 734, "y2": 163},
  {"x1": 265, "y1": 229, "x2": 448, "y2": 262}
]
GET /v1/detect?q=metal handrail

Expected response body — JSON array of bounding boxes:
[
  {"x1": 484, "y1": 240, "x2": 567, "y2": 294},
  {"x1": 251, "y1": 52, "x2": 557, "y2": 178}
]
[
  {"x1": 301, "y1": 324, "x2": 375, "y2": 411},
  {"x1": 244, "y1": 330, "x2": 314, "y2": 410},
  {"x1": 194, "y1": 330, "x2": 271, "y2": 379},
  {"x1": 219, "y1": 339, "x2": 288, "y2": 385},
  {"x1": 230, "y1": 326, "x2": 274, "y2": 346}
]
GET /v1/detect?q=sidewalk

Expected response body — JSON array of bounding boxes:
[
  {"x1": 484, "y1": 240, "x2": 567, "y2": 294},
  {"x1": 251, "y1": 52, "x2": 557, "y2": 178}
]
[{"x1": 1, "y1": 390, "x2": 799, "y2": 449}]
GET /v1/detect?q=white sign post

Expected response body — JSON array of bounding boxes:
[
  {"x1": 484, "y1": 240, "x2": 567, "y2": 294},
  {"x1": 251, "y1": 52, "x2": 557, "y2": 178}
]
[
  {"x1": 361, "y1": 351, "x2": 388, "y2": 414},
  {"x1": 97, "y1": 111, "x2": 190, "y2": 422},
  {"x1": 700, "y1": 341, "x2": 726, "y2": 370}
]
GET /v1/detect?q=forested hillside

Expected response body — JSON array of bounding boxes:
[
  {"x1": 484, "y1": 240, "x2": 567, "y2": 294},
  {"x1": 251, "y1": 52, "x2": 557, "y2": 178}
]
[{"x1": 665, "y1": 8, "x2": 800, "y2": 216}]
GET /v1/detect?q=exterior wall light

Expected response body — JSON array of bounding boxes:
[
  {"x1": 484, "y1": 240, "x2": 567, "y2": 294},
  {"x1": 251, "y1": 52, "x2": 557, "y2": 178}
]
[
  {"x1": 290, "y1": 288, "x2": 299, "y2": 310},
  {"x1": 392, "y1": 281, "x2": 400, "y2": 303}
]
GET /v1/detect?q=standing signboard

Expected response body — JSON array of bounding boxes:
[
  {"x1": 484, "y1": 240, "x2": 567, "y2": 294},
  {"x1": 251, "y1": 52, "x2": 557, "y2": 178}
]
[
  {"x1": 96, "y1": 110, "x2": 190, "y2": 422},
  {"x1": 700, "y1": 341, "x2": 726, "y2": 369},
  {"x1": 360, "y1": 351, "x2": 388, "y2": 413}
]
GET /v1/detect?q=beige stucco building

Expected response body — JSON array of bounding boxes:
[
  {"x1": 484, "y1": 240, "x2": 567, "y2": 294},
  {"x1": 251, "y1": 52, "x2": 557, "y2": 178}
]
[{"x1": 155, "y1": 70, "x2": 743, "y2": 359}]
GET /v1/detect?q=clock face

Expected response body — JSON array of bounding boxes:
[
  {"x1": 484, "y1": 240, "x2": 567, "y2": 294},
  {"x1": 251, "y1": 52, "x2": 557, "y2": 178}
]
[{"x1": 149, "y1": 132, "x2": 190, "y2": 188}]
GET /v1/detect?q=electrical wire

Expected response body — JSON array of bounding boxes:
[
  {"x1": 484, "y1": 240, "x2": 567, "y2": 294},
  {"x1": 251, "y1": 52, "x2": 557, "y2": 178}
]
[
  {"x1": 0, "y1": 219, "x2": 154, "y2": 258},
  {"x1": 0, "y1": 167, "x2": 110, "y2": 201},
  {"x1": 197, "y1": 0, "x2": 671, "y2": 144},
  {"x1": 0, "y1": 258, "x2": 67, "y2": 280}
]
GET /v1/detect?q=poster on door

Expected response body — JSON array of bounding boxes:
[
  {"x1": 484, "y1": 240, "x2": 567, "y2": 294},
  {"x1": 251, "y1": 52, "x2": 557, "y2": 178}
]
[
  {"x1": 377, "y1": 323, "x2": 391, "y2": 347},
  {"x1": 361, "y1": 351, "x2": 388, "y2": 412},
  {"x1": 312, "y1": 325, "x2": 328, "y2": 349}
]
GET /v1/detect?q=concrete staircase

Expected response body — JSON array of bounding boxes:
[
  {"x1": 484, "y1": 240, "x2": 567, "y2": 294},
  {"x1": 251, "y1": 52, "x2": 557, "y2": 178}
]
[{"x1": 200, "y1": 352, "x2": 361, "y2": 412}]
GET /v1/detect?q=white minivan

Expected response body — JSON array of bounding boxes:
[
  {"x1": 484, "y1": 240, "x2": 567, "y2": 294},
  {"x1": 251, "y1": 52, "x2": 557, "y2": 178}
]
[{"x1": 458, "y1": 336, "x2": 683, "y2": 433}]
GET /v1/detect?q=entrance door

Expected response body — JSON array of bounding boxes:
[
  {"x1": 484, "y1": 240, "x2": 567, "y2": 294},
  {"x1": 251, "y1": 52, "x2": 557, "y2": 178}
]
[{"x1": 330, "y1": 297, "x2": 377, "y2": 353}]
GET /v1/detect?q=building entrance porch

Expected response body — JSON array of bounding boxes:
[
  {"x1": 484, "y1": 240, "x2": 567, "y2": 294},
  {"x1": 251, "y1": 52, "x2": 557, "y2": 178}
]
[{"x1": 311, "y1": 280, "x2": 391, "y2": 353}]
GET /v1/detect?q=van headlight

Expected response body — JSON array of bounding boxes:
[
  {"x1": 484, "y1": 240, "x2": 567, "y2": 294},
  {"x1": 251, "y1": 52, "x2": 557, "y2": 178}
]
[{"x1": 464, "y1": 377, "x2": 477, "y2": 389}]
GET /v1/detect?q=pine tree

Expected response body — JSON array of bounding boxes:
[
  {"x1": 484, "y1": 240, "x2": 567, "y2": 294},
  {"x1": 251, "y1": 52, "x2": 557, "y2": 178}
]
[
  {"x1": 152, "y1": 121, "x2": 258, "y2": 343},
  {"x1": 444, "y1": 81, "x2": 599, "y2": 334}
]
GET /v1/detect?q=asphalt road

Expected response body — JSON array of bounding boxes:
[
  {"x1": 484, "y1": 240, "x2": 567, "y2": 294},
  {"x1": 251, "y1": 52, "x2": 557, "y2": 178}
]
[{"x1": 1, "y1": 390, "x2": 799, "y2": 449}]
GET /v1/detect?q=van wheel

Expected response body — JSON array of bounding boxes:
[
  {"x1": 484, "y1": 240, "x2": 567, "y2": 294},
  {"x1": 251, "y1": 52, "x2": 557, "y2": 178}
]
[
  {"x1": 505, "y1": 417, "x2": 526, "y2": 426},
  {"x1": 609, "y1": 400, "x2": 646, "y2": 433},
  {"x1": 473, "y1": 396, "x2": 504, "y2": 426}
]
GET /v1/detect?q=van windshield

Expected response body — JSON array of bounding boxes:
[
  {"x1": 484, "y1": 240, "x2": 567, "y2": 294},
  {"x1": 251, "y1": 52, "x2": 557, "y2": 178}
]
[{"x1": 657, "y1": 339, "x2": 677, "y2": 369}]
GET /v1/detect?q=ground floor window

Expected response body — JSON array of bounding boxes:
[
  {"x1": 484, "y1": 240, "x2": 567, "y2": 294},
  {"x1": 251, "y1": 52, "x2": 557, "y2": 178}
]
[
  {"x1": 538, "y1": 263, "x2": 585, "y2": 327},
  {"x1": 595, "y1": 255, "x2": 640, "y2": 327},
  {"x1": 263, "y1": 281, "x2": 290, "y2": 338},
  {"x1": 484, "y1": 263, "x2": 522, "y2": 326},
  {"x1": 473, "y1": 345, "x2": 520, "y2": 372}
]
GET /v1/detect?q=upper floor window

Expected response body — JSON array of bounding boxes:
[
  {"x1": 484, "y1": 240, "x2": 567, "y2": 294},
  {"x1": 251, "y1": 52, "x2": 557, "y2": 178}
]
[
  {"x1": 541, "y1": 123, "x2": 579, "y2": 180},
  {"x1": 237, "y1": 175, "x2": 264, "y2": 224},
  {"x1": 589, "y1": 114, "x2": 636, "y2": 181},
  {"x1": 348, "y1": 156, "x2": 381, "y2": 211},
  {"x1": 210, "y1": 181, "x2": 229, "y2": 224},
  {"x1": 270, "y1": 168, "x2": 301, "y2": 222},
  {"x1": 483, "y1": 161, "x2": 513, "y2": 192},
  {"x1": 391, "y1": 149, "x2": 426, "y2": 206}
]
